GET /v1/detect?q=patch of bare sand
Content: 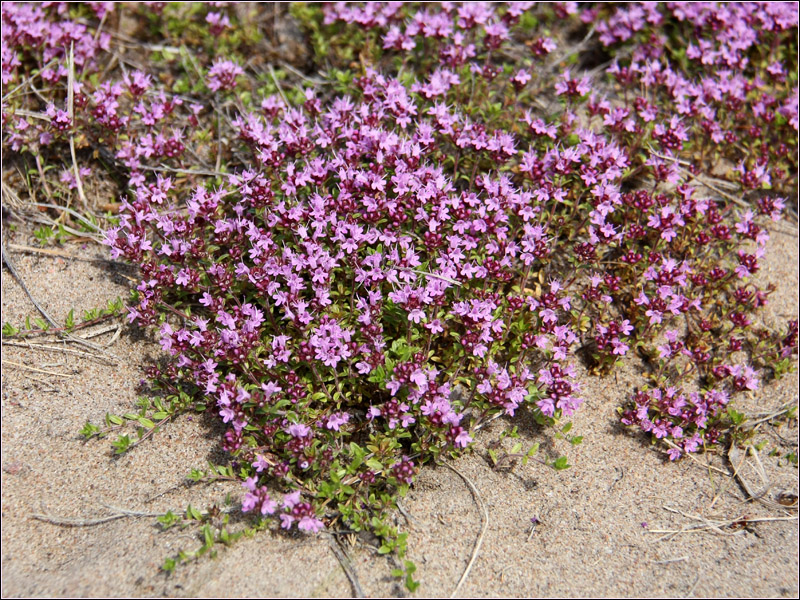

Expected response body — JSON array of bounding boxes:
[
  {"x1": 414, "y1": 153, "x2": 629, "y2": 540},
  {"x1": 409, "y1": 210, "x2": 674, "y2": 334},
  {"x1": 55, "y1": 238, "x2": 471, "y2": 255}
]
[{"x1": 1, "y1": 221, "x2": 797, "y2": 598}]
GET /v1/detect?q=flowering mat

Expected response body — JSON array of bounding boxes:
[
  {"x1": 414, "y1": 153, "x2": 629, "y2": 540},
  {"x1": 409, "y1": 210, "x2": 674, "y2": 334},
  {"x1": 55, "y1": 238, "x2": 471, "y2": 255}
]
[{"x1": 2, "y1": 3, "x2": 798, "y2": 597}]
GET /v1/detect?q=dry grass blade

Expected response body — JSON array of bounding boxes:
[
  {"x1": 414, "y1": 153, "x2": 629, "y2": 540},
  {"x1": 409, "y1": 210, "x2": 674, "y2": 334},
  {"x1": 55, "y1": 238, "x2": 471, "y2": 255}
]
[
  {"x1": 726, "y1": 444, "x2": 792, "y2": 511},
  {"x1": 4, "y1": 359, "x2": 74, "y2": 377},
  {"x1": 79, "y1": 323, "x2": 120, "y2": 340},
  {"x1": 409, "y1": 268, "x2": 463, "y2": 286},
  {"x1": 1, "y1": 179, "x2": 25, "y2": 210},
  {"x1": 661, "y1": 438, "x2": 732, "y2": 477},
  {"x1": 445, "y1": 463, "x2": 489, "y2": 598},
  {"x1": 22, "y1": 203, "x2": 102, "y2": 232},
  {"x1": 268, "y1": 63, "x2": 290, "y2": 107},
  {"x1": 279, "y1": 60, "x2": 327, "y2": 85},
  {"x1": 652, "y1": 555, "x2": 688, "y2": 564},
  {"x1": 708, "y1": 440, "x2": 749, "y2": 510},
  {"x1": 740, "y1": 402, "x2": 798, "y2": 430},
  {"x1": 6, "y1": 243, "x2": 123, "y2": 265},
  {"x1": 646, "y1": 146, "x2": 750, "y2": 208},
  {"x1": 144, "y1": 164, "x2": 227, "y2": 177},
  {"x1": 102, "y1": 324, "x2": 122, "y2": 347},
  {"x1": 67, "y1": 42, "x2": 89, "y2": 211},
  {"x1": 9, "y1": 109, "x2": 50, "y2": 122},
  {"x1": 1, "y1": 58, "x2": 58, "y2": 102},
  {"x1": 473, "y1": 410, "x2": 505, "y2": 432},
  {"x1": 26, "y1": 212, "x2": 103, "y2": 243},
  {"x1": 649, "y1": 504, "x2": 798, "y2": 541},
  {"x1": 2, "y1": 339, "x2": 118, "y2": 361}
]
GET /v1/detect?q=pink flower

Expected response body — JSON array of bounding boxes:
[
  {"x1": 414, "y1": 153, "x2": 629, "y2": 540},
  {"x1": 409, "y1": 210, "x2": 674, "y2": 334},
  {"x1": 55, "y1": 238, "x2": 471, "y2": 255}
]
[
  {"x1": 298, "y1": 516, "x2": 325, "y2": 533},
  {"x1": 207, "y1": 58, "x2": 243, "y2": 92}
]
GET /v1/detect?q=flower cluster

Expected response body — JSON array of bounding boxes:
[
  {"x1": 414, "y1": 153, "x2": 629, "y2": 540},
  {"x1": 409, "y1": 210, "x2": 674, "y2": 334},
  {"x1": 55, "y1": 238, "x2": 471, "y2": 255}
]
[
  {"x1": 590, "y1": 2, "x2": 798, "y2": 196},
  {"x1": 107, "y1": 61, "x2": 592, "y2": 531}
]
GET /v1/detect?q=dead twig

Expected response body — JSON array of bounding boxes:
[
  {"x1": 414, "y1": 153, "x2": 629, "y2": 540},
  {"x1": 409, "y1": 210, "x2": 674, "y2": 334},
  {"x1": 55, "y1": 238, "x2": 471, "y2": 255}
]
[
  {"x1": 2, "y1": 243, "x2": 60, "y2": 330},
  {"x1": 32, "y1": 513, "x2": 129, "y2": 527},
  {"x1": 2, "y1": 245, "x2": 120, "y2": 363},
  {"x1": 472, "y1": 410, "x2": 505, "y2": 432},
  {"x1": 328, "y1": 535, "x2": 365, "y2": 598},
  {"x1": 685, "y1": 574, "x2": 701, "y2": 598},
  {"x1": 32, "y1": 504, "x2": 176, "y2": 528},
  {"x1": 395, "y1": 499, "x2": 416, "y2": 528},
  {"x1": 445, "y1": 463, "x2": 489, "y2": 598}
]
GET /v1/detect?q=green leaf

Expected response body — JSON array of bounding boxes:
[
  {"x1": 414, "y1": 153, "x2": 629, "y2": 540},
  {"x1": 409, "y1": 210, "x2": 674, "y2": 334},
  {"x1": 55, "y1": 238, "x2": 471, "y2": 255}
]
[
  {"x1": 80, "y1": 422, "x2": 100, "y2": 438},
  {"x1": 2, "y1": 322, "x2": 19, "y2": 336},
  {"x1": 162, "y1": 557, "x2": 177, "y2": 572},
  {"x1": 202, "y1": 524, "x2": 214, "y2": 548},
  {"x1": 157, "y1": 510, "x2": 179, "y2": 529},
  {"x1": 112, "y1": 435, "x2": 131, "y2": 454},
  {"x1": 553, "y1": 456, "x2": 570, "y2": 471},
  {"x1": 727, "y1": 407, "x2": 746, "y2": 427},
  {"x1": 519, "y1": 11, "x2": 538, "y2": 29},
  {"x1": 366, "y1": 458, "x2": 383, "y2": 472},
  {"x1": 137, "y1": 417, "x2": 155, "y2": 429},
  {"x1": 404, "y1": 560, "x2": 420, "y2": 591}
]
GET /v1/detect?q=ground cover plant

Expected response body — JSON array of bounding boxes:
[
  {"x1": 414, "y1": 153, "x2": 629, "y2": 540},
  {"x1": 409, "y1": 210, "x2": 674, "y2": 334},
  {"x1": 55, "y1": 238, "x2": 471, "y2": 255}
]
[{"x1": 2, "y1": 1, "x2": 797, "y2": 591}]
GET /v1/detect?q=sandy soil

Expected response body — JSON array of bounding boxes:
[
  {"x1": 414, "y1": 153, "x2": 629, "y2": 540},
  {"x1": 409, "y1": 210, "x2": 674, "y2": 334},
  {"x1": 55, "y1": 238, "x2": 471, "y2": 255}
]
[{"x1": 1, "y1": 218, "x2": 798, "y2": 598}]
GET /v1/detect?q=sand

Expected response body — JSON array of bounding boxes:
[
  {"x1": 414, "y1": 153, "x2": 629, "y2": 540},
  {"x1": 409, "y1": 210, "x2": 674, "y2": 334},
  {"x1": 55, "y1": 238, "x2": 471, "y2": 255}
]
[{"x1": 1, "y1": 218, "x2": 798, "y2": 598}]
